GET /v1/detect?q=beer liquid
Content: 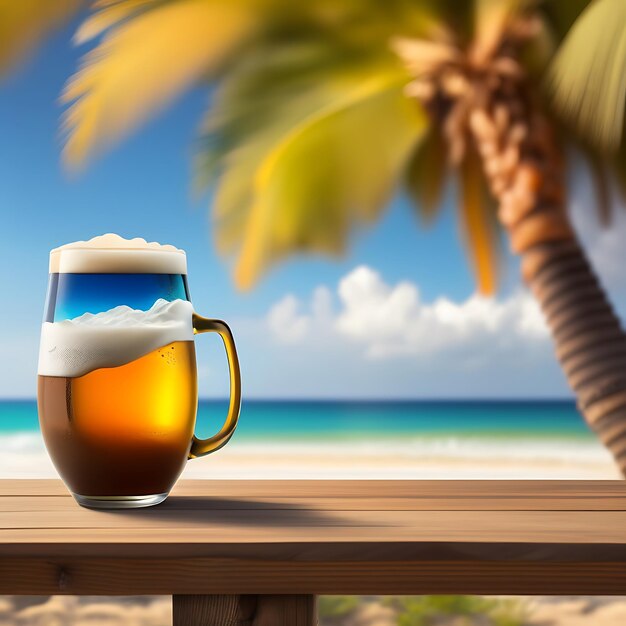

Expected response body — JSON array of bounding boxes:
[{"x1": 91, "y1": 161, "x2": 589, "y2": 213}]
[{"x1": 38, "y1": 341, "x2": 196, "y2": 496}]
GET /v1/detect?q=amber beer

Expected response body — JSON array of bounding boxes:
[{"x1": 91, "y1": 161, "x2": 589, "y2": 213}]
[{"x1": 38, "y1": 341, "x2": 197, "y2": 497}]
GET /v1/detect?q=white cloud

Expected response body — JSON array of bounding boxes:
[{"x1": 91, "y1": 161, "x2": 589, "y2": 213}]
[
  {"x1": 267, "y1": 295, "x2": 310, "y2": 343},
  {"x1": 336, "y1": 267, "x2": 547, "y2": 358},
  {"x1": 268, "y1": 286, "x2": 335, "y2": 344},
  {"x1": 266, "y1": 265, "x2": 549, "y2": 361}
]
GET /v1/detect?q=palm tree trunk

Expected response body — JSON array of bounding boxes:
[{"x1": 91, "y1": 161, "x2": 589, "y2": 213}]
[
  {"x1": 525, "y1": 238, "x2": 626, "y2": 474},
  {"x1": 471, "y1": 106, "x2": 626, "y2": 476},
  {"x1": 393, "y1": 31, "x2": 626, "y2": 475}
]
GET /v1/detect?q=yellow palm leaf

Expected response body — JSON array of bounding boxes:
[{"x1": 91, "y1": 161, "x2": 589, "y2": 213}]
[
  {"x1": 73, "y1": 0, "x2": 153, "y2": 44},
  {"x1": 472, "y1": 0, "x2": 527, "y2": 63},
  {"x1": 459, "y1": 149, "x2": 499, "y2": 295},
  {"x1": 231, "y1": 75, "x2": 427, "y2": 289},
  {"x1": 0, "y1": 0, "x2": 82, "y2": 77},
  {"x1": 62, "y1": 0, "x2": 257, "y2": 167},
  {"x1": 549, "y1": 0, "x2": 626, "y2": 152}
]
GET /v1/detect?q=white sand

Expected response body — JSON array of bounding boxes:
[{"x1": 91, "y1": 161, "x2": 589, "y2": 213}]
[{"x1": 1, "y1": 433, "x2": 620, "y2": 480}]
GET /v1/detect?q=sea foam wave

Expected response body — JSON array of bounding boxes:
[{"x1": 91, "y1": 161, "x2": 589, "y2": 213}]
[{"x1": 0, "y1": 432, "x2": 616, "y2": 480}]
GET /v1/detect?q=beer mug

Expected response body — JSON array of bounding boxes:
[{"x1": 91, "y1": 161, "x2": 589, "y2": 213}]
[{"x1": 37, "y1": 234, "x2": 241, "y2": 508}]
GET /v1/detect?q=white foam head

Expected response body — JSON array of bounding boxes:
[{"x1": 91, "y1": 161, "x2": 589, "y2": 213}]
[
  {"x1": 49, "y1": 233, "x2": 187, "y2": 274},
  {"x1": 38, "y1": 299, "x2": 194, "y2": 377}
]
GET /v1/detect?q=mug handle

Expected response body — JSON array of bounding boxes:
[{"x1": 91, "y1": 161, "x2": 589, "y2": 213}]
[{"x1": 189, "y1": 313, "x2": 242, "y2": 458}]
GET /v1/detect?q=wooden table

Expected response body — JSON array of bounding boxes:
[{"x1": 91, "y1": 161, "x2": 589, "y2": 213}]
[{"x1": 2, "y1": 480, "x2": 626, "y2": 625}]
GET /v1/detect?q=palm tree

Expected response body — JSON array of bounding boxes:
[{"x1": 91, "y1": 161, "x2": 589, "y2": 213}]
[{"x1": 3, "y1": 1, "x2": 626, "y2": 475}]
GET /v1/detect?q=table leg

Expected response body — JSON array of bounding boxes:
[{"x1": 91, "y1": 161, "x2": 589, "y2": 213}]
[{"x1": 173, "y1": 594, "x2": 317, "y2": 626}]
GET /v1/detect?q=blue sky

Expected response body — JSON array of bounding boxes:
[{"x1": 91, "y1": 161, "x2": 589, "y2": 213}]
[{"x1": 1, "y1": 16, "x2": 625, "y2": 399}]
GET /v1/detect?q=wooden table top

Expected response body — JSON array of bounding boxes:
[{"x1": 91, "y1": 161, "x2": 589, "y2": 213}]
[{"x1": 2, "y1": 479, "x2": 626, "y2": 596}]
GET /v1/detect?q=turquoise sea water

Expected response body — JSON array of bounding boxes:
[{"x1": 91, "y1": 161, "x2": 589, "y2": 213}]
[{"x1": 0, "y1": 399, "x2": 592, "y2": 442}]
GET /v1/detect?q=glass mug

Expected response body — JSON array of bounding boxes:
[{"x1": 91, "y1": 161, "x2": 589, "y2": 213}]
[{"x1": 37, "y1": 234, "x2": 241, "y2": 509}]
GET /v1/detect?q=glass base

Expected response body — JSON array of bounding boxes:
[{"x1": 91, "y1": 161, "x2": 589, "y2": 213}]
[{"x1": 73, "y1": 492, "x2": 169, "y2": 509}]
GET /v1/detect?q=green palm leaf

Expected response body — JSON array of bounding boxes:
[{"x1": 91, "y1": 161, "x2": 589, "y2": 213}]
[
  {"x1": 199, "y1": 44, "x2": 428, "y2": 288},
  {"x1": 549, "y1": 0, "x2": 626, "y2": 152},
  {"x1": 199, "y1": 43, "x2": 397, "y2": 254},
  {"x1": 235, "y1": 79, "x2": 427, "y2": 289},
  {"x1": 542, "y1": 0, "x2": 593, "y2": 40}
]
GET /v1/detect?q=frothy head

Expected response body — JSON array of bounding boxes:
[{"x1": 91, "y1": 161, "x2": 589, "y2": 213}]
[
  {"x1": 49, "y1": 234, "x2": 187, "y2": 274},
  {"x1": 38, "y1": 299, "x2": 194, "y2": 378}
]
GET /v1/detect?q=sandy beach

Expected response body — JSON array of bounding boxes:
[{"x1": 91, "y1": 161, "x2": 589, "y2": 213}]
[
  {"x1": 6, "y1": 594, "x2": 626, "y2": 625},
  {"x1": 1, "y1": 433, "x2": 620, "y2": 480}
]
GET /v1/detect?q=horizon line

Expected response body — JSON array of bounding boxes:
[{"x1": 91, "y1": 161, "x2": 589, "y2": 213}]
[{"x1": 0, "y1": 396, "x2": 576, "y2": 403}]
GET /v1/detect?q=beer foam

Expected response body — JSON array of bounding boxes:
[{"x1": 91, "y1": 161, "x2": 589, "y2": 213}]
[
  {"x1": 49, "y1": 233, "x2": 187, "y2": 274},
  {"x1": 38, "y1": 299, "x2": 194, "y2": 378}
]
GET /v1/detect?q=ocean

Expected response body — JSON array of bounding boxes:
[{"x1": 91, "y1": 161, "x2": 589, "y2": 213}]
[
  {"x1": 0, "y1": 398, "x2": 593, "y2": 439},
  {"x1": 0, "y1": 399, "x2": 615, "y2": 479}
]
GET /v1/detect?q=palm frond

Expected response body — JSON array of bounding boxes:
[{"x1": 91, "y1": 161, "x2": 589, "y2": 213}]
[
  {"x1": 0, "y1": 0, "x2": 83, "y2": 77},
  {"x1": 549, "y1": 0, "x2": 626, "y2": 152},
  {"x1": 391, "y1": 37, "x2": 460, "y2": 75},
  {"x1": 405, "y1": 128, "x2": 449, "y2": 224},
  {"x1": 198, "y1": 43, "x2": 427, "y2": 288},
  {"x1": 518, "y1": 12, "x2": 557, "y2": 76},
  {"x1": 198, "y1": 42, "x2": 382, "y2": 183},
  {"x1": 233, "y1": 76, "x2": 427, "y2": 289},
  {"x1": 471, "y1": 0, "x2": 530, "y2": 63},
  {"x1": 198, "y1": 43, "x2": 402, "y2": 227},
  {"x1": 541, "y1": 0, "x2": 591, "y2": 41},
  {"x1": 73, "y1": 0, "x2": 154, "y2": 44},
  {"x1": 198, "y1": 42, "x2": 396, "y2": 253},
  {"x1": 459, "y1": 148, "x2": 499, "y2": 295},
  {"x1": 62, "y1": 0, "x2": 258, "y2": 167}
]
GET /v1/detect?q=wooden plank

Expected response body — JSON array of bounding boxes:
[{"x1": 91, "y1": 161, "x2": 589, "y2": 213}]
[
  {"x1": 3, "y1": 493, "x2": 626, "y2": 512},
  {"x1": 2, "y1": 479, "x2": 626, "y2": 498},
  {"x1": 3, "y1": 511, "x2": 626, "y2": 544},
  {"x1": 3, "y1": 537, "x2": 626, "y2": 562},
  {"x1": 1, "y1": 480, "x2": 626, "y2": 596},
  {"x1": 1, "y1": 556, "x2": 626, "y2": 596}
]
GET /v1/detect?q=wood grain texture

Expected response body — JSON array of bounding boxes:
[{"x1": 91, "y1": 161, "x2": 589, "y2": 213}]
[
  {"x1": 172, "y1": 595, "x2": 316, "y2": 626},
  {"x1": 173, "y1": 595, "x2": 257, "y2": 626},
  {"x1": 2, "y1": 480, "x2": 626, "y2": 596},
  {"x1": 252, "y1": 595, "x2": 317, "y2": 626},
  {"x1": 2, "y1": 479, "x2": 625, "y2": 497}
]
